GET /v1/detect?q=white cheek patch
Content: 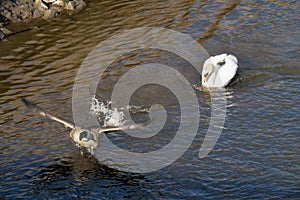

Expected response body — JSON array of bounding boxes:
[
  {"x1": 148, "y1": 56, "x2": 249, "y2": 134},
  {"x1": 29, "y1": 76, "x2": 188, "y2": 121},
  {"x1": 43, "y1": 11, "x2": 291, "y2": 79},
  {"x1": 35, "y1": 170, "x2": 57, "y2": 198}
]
[{"x1": 79, "y1": 130, "x2": 95, "y2": 142}]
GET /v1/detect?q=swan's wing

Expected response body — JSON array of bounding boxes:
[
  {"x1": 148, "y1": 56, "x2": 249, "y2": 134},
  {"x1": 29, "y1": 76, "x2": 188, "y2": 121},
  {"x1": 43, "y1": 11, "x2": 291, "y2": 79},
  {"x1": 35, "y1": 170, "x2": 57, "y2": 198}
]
[
  {"x1": 22, "y1": 98, "x2": 75, "y2": 129},
  {"x1": 203, "y1": 54, "x2": 228, "y2": 87},
  {"x1": 217, "y1": 54, "x2": 238, "y2": 87},
  {"x1": 99, "y1": 122, "x2": 147, "y2": 133},
  {"x1": 210, "y1": 54, "x2": 227, "y2": 66}
]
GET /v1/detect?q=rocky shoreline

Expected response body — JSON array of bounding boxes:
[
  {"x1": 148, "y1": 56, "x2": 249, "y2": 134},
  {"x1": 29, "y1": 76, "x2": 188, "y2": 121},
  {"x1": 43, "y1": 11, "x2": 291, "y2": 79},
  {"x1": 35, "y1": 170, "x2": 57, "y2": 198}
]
[{"x1": 0, "y1": 0, "x2": 86, "y2": 39}]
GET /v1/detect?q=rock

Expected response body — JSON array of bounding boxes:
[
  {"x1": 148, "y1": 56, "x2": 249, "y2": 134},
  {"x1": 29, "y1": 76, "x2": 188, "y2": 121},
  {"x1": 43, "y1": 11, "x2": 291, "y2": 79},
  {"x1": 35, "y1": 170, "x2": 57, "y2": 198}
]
[
  {"x1": 43, "y1": 0, "x2": 56, "y2": 3},
  {"x1": 0, "y1": 0, "x2": 36, "y2": 23},
  {"x1": 43, "y1": 8, "x2": 59, "y2": 19},
  {"x1": 35, "y1": 0, "x2": 49, "y2": 10},
  {"x1": 0, "y1": 26, "x2": 13, "y2": 39},
  {"x1": 0, "y1": 27, "x2": 12, "y2": 35},
  {"x1": 34, "y1": 0, "x2": 86, "y2": 15},
  {"x1": 0, "y1": 14, "x2": 10, "y2": 25},
  {"x1": 52, "y1": 0, "x2": 65, "y2": 7},
  {"x1": 0, "y1": 0, "x2": 86, "y2": 26},
  {"x1": 65, "y1": 2, "x2": 74, "y2": 10},
  {"x1": 72, "y1": 0, "x2": 86, "y2": 11},
  {"x1": 0, "y1": 30, "x2": 5, "y2": 40}
]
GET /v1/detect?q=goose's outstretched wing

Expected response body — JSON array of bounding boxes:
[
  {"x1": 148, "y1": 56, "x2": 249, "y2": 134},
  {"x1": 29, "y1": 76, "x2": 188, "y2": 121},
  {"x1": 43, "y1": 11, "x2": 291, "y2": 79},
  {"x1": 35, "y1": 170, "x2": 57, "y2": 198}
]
[
  {"x1": 99, "y1": 122, "x2": 147, "y2": 133},
  {"x1": 22, "y1": 98, "x2": 75, "y2": 129}
]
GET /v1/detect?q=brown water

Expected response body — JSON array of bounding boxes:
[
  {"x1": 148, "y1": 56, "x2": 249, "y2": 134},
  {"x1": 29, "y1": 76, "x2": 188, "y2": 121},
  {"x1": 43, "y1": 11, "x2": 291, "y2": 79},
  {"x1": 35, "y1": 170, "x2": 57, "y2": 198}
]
[{"x1": 0, "y1": 0, "x2": 299, "y2": 199}]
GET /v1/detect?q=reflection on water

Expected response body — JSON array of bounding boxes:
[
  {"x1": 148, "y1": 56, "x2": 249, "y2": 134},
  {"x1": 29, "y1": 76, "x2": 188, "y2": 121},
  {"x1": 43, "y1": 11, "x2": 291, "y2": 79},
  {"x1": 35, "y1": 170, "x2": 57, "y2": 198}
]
[{"x1": 0, "y1": 0, "x2": 299, "y2": 199}]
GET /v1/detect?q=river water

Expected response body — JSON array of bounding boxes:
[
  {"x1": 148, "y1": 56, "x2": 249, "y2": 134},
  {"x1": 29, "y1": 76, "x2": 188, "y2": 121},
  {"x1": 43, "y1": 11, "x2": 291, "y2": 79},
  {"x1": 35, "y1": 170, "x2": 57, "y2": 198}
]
[{"x1": 0, "y1": 0, "x2": 299, "y2": 199}]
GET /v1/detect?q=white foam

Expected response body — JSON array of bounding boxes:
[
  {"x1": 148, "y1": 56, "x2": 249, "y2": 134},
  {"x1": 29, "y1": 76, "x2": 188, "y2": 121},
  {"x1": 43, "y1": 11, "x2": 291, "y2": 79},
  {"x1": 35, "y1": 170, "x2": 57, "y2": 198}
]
[{"x1": 90, "y1": 96, "x2": 125, "y2": 127}]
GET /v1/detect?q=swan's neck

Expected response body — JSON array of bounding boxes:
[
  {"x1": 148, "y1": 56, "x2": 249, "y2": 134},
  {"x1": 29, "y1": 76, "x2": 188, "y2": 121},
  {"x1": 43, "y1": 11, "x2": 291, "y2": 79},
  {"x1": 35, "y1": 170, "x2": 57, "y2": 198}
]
[
  {"x1": 208, "y1": 66, "x2": 219, "y2": 85},
  {"x1": 207, "y1": 66, "x2": 224, "y2": 87}
]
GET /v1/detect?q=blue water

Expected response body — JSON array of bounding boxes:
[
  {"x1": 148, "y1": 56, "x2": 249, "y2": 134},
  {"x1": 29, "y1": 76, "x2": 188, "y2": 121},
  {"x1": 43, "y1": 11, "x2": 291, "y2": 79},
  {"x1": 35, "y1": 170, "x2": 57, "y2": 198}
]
[{"x1": 0, "y1": 0, "x2": 299, "y2": 199}]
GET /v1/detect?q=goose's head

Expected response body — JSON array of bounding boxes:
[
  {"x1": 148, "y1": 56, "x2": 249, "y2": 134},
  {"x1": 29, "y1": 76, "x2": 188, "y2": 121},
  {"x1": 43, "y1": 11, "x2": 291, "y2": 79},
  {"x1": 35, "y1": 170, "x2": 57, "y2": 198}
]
[{"x1": 70, "y1": 127, "x2": 99, "y2": 150}]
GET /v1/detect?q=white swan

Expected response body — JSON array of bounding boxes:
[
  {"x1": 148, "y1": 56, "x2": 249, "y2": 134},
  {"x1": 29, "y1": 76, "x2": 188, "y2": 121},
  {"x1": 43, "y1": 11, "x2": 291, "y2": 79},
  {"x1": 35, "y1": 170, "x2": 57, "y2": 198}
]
[{"x1": 201, "y1": 54, "x2": 238, "y2": 88}]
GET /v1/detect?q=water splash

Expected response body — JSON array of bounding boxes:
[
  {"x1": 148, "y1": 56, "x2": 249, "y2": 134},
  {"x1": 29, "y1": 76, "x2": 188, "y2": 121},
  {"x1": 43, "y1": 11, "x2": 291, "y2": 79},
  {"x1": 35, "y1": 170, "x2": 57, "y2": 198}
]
[{"x1": 90, "y1": 96, "x2": 125, "y2": 127}]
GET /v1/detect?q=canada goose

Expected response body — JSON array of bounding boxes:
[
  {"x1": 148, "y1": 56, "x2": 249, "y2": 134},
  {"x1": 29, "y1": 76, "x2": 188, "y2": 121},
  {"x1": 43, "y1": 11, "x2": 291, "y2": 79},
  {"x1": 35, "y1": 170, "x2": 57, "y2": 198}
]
[{"x1": 22, "y1": 98, "x2": 145, "y2": 151}]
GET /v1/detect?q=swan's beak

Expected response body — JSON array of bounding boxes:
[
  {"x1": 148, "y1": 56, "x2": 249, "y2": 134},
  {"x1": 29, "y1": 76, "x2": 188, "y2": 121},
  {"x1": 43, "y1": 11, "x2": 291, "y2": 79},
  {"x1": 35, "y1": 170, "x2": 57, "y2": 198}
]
[{"x1": 203, "y1": 74, "x2": 209, "y2": 82}]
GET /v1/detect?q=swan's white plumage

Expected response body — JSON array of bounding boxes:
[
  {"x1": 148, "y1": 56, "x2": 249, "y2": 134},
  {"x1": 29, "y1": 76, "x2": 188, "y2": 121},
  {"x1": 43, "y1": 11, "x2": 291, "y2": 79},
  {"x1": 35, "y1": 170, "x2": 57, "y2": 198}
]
[{"x1": 201, "y1": 54, "x2": 238, "y2": 87}]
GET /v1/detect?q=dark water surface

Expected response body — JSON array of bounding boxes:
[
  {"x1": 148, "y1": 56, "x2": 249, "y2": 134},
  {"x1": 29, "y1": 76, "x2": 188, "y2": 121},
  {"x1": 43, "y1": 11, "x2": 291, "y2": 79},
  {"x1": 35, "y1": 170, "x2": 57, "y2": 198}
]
[{"x1": 0, "y1": 0, "x2": 299, "y2": 199}]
